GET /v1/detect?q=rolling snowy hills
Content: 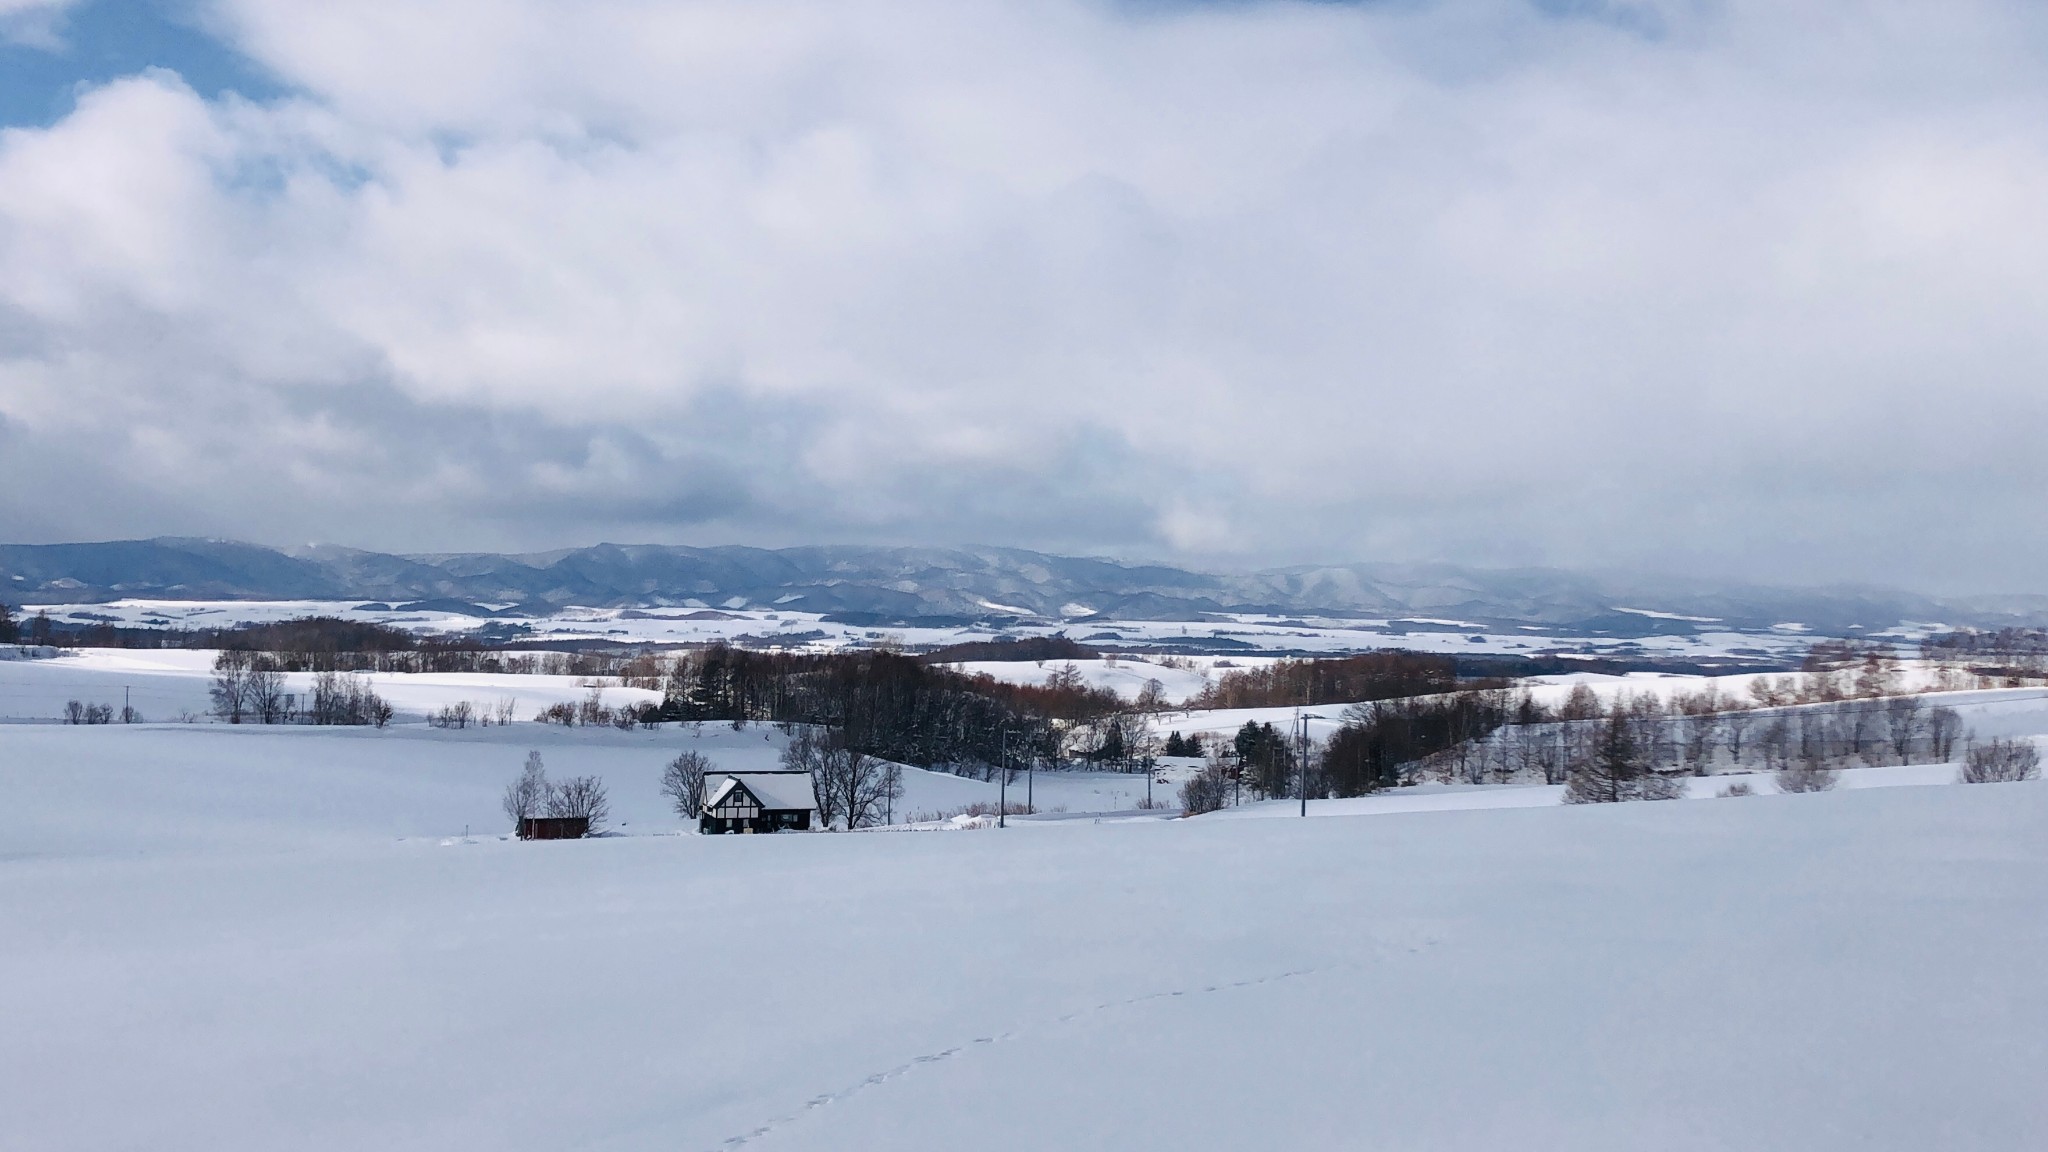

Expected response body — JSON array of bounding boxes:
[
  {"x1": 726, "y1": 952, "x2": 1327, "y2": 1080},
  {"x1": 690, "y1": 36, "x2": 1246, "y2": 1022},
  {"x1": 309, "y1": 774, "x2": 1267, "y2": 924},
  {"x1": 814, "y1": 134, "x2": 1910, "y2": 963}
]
[
  {"x1": 2, "y1": 705, "x2": 2043, "y2": 1151},
  {"x1": 8, "y1": 537, "x2": 2045, "y2": 634}
]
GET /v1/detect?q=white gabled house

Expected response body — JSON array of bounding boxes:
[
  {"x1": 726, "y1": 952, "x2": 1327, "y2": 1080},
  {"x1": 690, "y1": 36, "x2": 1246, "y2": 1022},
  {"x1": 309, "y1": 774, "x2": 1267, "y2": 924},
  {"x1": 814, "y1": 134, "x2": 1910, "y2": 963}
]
[{"x1": 700, "y1": 770, "x2": 820, "y2": 834}]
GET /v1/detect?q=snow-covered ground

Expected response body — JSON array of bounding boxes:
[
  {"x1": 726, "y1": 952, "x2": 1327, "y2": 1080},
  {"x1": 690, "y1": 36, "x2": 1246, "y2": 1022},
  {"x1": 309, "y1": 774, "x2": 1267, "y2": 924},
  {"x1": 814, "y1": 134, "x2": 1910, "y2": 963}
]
[
  {"x1": 3, "y1": 710, "x2": 2043, "y2": 1150},
  {"x1": 1, "y1": 643, "x2": 1246, "y2": 716},
  {"x1": 0, "y1": 646, "x2": 660, "y2": 723},
  {"x1": 6, "y1": 646, "x2": 2048, "y2": 1149},
  {"x1": 13, "y1": 646, "x2": 2048, "y2": 777},
  {"x1": 1204, "y1": 762, "x2": 1968, "y2": 821},
  {"x1": 944, "y1": 656, "x2": 1223, "y2": 703},
  {"x1": 16, "y1": 596, "x2": 1833, "y2": 662},
  {"x1": 0, "y1": 718, "x2": 1176, "y2": 856}
]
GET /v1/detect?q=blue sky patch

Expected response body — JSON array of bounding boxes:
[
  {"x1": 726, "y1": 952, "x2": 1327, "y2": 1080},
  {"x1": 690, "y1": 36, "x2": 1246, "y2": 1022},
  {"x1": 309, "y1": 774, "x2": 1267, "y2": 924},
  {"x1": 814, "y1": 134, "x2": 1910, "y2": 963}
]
[{"x1": 0, "y1": 0, "x2": 282, "y2": 128}]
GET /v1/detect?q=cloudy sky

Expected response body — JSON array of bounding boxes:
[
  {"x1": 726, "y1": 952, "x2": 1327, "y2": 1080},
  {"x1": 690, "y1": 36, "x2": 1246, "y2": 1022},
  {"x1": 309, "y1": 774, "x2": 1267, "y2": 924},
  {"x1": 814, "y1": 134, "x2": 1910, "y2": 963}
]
[{"x1": 1, "y1": 1, "x2": 2045, "y2": 591}]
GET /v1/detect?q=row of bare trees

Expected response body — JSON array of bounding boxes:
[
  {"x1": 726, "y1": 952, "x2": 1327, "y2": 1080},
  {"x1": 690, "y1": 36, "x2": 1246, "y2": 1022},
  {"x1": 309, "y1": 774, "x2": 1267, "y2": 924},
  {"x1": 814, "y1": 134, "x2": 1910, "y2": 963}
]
[
  {"x1": 532, "y1": 687, "x2": 667, "y2": 729},
  {"x1": 1195, "y1": 673, "x2": 2000, "y2": 812},
  {"x1": 1920, "y1": 628, "x2": 2048, "y2": 683},
  {"x1": 428, "y1": 699, "x2": 520, "y2": 728},
  {"x1": 1409, "y1": 688, "x2": 1964, "y2": 793},
  {"x1": 63, "y1": 700, "x2": 119, "y2": 724},
  {"x1": 209, "y1": 651, "x2": 392, "y2": 726},
  {"x1": 1188, "y1": 651, "x2": 1466, "y2": 710},
  {"x1": 1478, "y1": 693, "x2": 1955, "y2": 782}
]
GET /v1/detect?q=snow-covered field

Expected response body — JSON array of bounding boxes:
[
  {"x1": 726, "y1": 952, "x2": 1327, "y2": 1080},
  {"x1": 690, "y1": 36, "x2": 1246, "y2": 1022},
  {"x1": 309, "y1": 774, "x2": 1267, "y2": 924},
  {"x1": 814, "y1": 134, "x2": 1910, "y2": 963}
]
[
  {"x1": 5, "y1": 650, "x2": 2047, "y2": 1150},
  {"x1": 0, "y1": 719, "x2": 1176, "y2": 853},
  {"x1": 0, "y1": 646, "x2": 667, "y2": 724},
  {"x1": 944, "y1": 655, "x2": 1223, "y2": 703},
  {"x1": 18, "y1": 596, "x2": 1834, "y2": 662}
]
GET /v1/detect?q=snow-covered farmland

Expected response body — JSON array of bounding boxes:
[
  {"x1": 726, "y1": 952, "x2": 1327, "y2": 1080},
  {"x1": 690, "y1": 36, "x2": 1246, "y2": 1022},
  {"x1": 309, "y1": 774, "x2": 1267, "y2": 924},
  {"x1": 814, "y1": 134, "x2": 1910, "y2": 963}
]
[
  {"x1": 1203, "y1": 761, "x2": 1969, "y2": 821},
  {"x1": 0, "y1": 646, "x2": 661, "y2": 724},
  {"x1": 4, "y1": 657, "x2": 2047, "y2": 1150},
  {"x1": 943, "y1": 655, "x2": 1224, "y2": 703},
  {"x1": 20, "y1": 596, "x2": 1831, "y2": 663}
]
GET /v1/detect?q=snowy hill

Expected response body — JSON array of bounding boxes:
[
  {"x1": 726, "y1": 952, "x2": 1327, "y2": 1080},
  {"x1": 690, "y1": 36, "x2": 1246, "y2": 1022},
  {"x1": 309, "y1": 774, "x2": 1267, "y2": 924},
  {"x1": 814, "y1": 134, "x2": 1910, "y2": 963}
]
[{"x1": 3, "y1": 705, "x2": 2043, "y2": 1150}]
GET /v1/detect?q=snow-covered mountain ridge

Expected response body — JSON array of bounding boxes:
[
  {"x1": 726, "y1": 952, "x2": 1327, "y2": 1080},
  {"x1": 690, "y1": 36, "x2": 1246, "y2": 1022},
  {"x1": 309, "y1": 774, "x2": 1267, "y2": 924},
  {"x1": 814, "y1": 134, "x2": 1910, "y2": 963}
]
[{"x1": 4, "y1": 537, "x2": 2042, "y2": 635}]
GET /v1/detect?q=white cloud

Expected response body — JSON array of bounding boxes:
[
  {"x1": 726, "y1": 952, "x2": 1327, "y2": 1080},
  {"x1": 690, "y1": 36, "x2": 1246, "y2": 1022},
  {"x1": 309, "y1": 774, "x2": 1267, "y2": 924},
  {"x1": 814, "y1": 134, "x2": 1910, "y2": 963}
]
[
  {"x1": 0, "y1": 0, "x2": 76, "y2": 48},
  {"x1": 3, "y1": 0, "x2": 2048, "y2": 590}
]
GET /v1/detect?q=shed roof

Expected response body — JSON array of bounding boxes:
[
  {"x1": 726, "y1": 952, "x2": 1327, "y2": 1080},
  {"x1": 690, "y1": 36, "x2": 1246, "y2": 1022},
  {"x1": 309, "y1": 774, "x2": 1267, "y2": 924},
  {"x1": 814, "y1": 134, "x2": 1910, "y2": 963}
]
[{"x1": 705, "y1": 771, "x2": 818, "y2": 814}]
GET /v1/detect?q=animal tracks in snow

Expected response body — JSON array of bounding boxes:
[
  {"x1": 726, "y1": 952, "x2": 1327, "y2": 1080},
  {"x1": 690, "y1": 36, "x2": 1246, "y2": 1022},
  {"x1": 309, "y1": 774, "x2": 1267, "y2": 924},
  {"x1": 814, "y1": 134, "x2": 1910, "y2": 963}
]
[{"x1": 710, "y1": 938, "x2": 1441, "y2": 1150}]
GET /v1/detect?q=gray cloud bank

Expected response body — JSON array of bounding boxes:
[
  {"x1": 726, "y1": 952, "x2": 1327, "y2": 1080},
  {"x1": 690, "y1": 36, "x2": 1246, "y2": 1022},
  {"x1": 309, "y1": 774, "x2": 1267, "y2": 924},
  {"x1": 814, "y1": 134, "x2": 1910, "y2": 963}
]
[{"x1": 2, "y1": 1, "x2": 2047, "y2": 594}]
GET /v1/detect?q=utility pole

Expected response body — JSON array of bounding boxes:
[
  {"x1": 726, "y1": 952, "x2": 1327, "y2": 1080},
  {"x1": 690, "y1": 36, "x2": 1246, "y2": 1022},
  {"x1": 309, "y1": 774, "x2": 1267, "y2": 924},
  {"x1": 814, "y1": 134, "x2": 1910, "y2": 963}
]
[
  {"x1": 1298, "y1": 709, "x2": 1308, "y2": 817},
  {"x1": 1028, "y1": 746, "x2": 1035, "y2": 815},
  {"x1": 1295, "y1": 712, "x2": 1330, "y2": 818},
  {"x1": 998, "y1": 727, "x2": 1008, "y2": 829},
  {"x1": 123, "y1": 685, "x2": 130, "y2": 723}
]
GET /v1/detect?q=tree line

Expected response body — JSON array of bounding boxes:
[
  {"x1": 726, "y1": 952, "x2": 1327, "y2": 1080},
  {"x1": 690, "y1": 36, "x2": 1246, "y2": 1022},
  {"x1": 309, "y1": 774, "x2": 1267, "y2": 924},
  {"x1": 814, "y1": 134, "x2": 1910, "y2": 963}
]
[
  {"x1": 1918, "y1": 627, "x2": 2048, "y2": 683},
  {"x1": 1205, "y1": 676, "x2": 1982, "y2": 811},
  {"x1": 1187, "y1": 651, "x2": 1471, "y2": 710},
  {"x1": 209, "y1": 650, "x2": 394, "y2": 727},
  {"x1": 649, "y1": 645, "x2": 1125, "y2": 772}
]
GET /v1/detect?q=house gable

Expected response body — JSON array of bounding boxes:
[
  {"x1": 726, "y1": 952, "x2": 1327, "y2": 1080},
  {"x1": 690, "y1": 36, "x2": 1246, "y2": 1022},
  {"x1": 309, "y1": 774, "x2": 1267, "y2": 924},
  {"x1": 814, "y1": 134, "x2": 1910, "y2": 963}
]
[{"x1": 705, "y1": 779, "x2": 763, "y2": 818}]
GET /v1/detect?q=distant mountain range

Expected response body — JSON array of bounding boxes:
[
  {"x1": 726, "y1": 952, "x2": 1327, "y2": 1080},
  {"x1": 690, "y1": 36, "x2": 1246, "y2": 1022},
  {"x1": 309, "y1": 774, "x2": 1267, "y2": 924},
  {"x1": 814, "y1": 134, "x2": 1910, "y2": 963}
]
[{"x1": 3, "y1": 537, "x2": 2042, "y2": 636}]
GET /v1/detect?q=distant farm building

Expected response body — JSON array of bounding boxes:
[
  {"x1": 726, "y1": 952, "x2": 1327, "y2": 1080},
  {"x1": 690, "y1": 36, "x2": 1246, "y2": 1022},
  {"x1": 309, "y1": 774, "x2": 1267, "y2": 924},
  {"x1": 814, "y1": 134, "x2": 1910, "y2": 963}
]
[
  {"x1": 518, "y1": 816, "x2": 590, "y2": 840},
  {"x1": 701, "y1": 771, "x2": 819, "y2": 834}
]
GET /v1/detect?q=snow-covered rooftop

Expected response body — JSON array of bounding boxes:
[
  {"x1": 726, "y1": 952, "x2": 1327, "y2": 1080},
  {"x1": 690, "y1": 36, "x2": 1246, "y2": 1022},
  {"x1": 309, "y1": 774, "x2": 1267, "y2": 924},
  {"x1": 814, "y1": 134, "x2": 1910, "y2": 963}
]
[{"x1": 709, "y1": 771, "x2": 819, "y2": 813}]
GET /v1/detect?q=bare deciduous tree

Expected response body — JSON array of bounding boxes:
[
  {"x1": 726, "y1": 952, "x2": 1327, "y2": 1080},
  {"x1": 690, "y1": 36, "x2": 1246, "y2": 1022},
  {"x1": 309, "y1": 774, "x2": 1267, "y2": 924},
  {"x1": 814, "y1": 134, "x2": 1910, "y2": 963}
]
[
  {"x1": 1558, "y1": 683, "x2": 1603, "y2": 721},
  {"x1": 1674, "y1": 688, "x2": 1720, "y2": 776},
  {"x1": 1179, "y1": 759, "x2": 1231, "y2": 815},
  {"x1": 503, "y1": 751, "x2": 548, "y2": 830},
  {"x1": 1927, "y1": 707, "x2": 1964, "y2": 763},
  {"x1": 246, "y1": 660, "x2": 288, "y2": 724},
  {"x1": 781, "y1": 725, "x2": 838, "y2": 827},
  {"x1": 1758, "y1": 716, "x2": 1792, "y2": 771},
  {"x1": 547, "y1": 775, "x2": 612, "y2": 830},
  {"x1": 1722, "y1": 707, "x2": 1753, "y2": 767},
  {"x1": 1883, "y1": 695, "x2": 1926, "y2": 764},
  {"x1": 1961, "y1": 738, "x2": 2041, "y2": 784},
  {"x1": 1842, "y1": 705, "x2": 1874, "y2": 762},
  {"x1": 210, "y1": 649, "x2": 254, "y2": 723},
  {"x1": 1535, "y1": 727, "x2": 1567, "y2": 785},
  {"x1": 1135, "y1": 678, "x2": 1168, "y2": 712},
  {"x1": 661, "y1": 750, "x2": 714, "y2": 823},
  {"x1": 310, "y1": 671, "x2": 393, "y2": 727},
  {"x1": 784, "y1": 725, "x2": 901, "y2": 829},
  {"x1": 1774, "y1": 758, "x2": 1839, "y2": 793}
]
